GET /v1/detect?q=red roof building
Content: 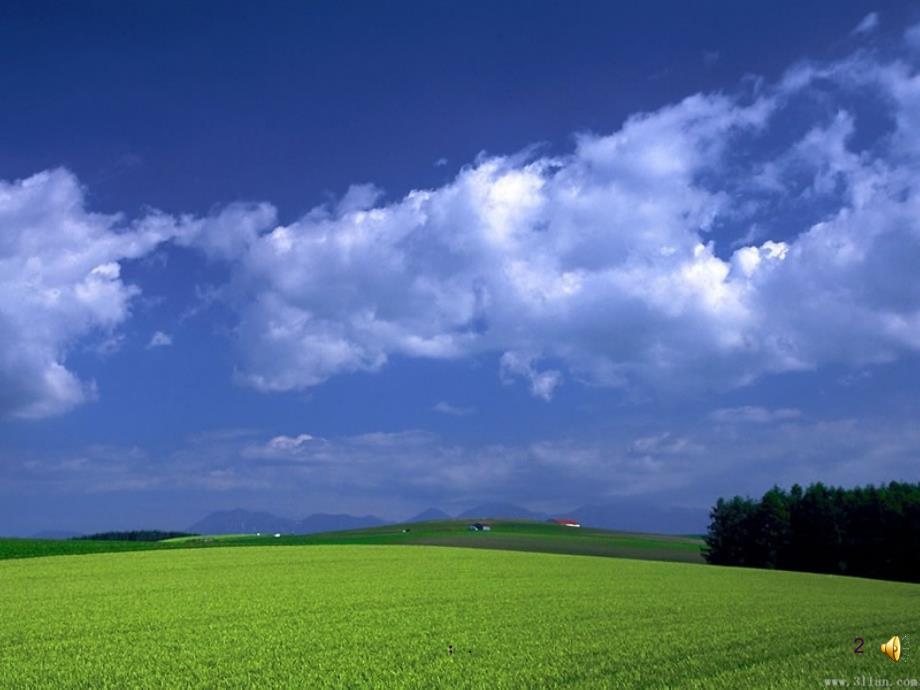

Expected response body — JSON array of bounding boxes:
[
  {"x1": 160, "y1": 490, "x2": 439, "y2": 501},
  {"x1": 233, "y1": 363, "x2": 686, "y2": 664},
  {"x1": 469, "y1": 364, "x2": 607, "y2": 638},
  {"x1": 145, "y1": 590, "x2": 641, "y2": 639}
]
[{"x1": 551, "y1": 518, "x2": 581, "y2": 527}]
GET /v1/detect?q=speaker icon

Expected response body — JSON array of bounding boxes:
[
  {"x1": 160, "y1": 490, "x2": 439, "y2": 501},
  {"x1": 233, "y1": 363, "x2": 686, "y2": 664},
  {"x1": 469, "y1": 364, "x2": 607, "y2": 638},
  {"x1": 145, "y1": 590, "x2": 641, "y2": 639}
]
[{"x1": 881, "y1": 636, "x2": 901, "y2": 663}]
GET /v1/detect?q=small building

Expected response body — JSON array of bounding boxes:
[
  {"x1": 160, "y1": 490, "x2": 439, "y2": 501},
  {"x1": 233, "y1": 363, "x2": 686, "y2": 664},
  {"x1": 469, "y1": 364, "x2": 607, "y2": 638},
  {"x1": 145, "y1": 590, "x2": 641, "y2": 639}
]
[
  {"x1": 551, "y1": 518, "x2": 581, "y2": 528},
  {"x1": 468, "y1": 522, "x2": 492, "y2": 532}
]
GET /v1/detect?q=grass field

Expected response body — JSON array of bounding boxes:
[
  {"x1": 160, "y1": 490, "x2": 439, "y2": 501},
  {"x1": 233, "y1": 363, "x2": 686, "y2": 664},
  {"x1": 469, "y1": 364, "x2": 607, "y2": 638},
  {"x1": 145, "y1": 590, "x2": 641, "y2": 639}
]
[
  {"x1": 1, "y1": 544, "x2": 917, "y2": 688},
  {"x1": 163, "y1": 520, "x2": 705, "y2": 565},
  {"x1": 0, "y1": 520, "x2": 705, "y2": 564},
  {"x1": 0, "y1": 537, "x2": 171, "y2": 560}
]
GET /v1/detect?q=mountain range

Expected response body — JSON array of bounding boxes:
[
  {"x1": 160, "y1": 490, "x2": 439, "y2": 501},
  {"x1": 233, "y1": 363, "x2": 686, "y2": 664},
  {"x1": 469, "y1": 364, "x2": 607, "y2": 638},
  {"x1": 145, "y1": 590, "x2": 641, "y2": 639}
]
[
  {"x1": 187, "y1": 509, "x2": 385, "y2": 536},
  {"x1": 186, "y1": 501, "x2": 707, "y2": 535},
  {"x1": 406, "y1": 507, "x2": 452, "y2": 522}
]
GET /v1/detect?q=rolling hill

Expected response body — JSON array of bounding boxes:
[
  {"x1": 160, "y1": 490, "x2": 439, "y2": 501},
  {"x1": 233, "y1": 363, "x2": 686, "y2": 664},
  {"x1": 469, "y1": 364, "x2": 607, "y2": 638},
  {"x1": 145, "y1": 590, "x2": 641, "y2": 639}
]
[{"x1": 1, "y1": 520, "x2": 704, "y2": 564}]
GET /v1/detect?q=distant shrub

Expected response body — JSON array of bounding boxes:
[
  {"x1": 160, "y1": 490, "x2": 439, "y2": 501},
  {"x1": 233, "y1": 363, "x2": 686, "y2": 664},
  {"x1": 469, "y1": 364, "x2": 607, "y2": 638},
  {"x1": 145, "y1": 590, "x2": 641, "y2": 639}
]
[{"x1": 75, "y1": 531, "x2": 196, "y2": 542}]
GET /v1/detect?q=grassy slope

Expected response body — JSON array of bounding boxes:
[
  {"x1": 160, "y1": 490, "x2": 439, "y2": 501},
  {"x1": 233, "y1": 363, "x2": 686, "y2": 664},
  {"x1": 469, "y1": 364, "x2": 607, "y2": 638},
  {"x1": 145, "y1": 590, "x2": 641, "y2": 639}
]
[
  {"x1": 0, "y1": 520, "x2": 705, "y2": 563},
  {"x1": 0, "y1": 545, "x2": 916, "y2": 688},
  {"x1": 0, "y1": 537, "x2": 173, "y2": 559},
  {"x1": 172, "y1": 520, "x2": 706, "y2": 563}
]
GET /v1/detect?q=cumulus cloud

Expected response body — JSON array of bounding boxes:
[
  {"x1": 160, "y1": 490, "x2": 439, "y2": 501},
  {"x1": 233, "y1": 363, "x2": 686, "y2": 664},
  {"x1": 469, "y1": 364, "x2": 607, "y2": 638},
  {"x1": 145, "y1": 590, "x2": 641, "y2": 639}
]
[
  {"x1": 146, "y1": 331, "x2": 173, "y2": 349},
  {"x1": 179, "y1": 93, "x2": 774, "y2": 398},
  {"x1": 0, "y1": 169, "x2": 178, "y2": 418},
  {"x1": 5, "y1": 27, "x2": 920, "y2": 414},
  {"x1": 187, "y1": 44, "x2": 920, "y2": 401}
]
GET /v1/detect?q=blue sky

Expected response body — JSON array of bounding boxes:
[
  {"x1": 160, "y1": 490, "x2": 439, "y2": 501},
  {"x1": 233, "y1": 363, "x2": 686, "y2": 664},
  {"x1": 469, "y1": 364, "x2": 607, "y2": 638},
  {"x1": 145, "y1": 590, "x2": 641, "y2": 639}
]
[{"x1": 2, "y1": 1, "x2": 920, "y2": 535}]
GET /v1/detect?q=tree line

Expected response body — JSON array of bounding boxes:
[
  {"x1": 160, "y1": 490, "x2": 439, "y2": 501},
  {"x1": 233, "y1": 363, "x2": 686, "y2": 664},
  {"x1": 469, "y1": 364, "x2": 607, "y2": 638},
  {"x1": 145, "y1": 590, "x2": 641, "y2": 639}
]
[
  {"x1": 704, "y1": 482, "x2": 920, "y2": 582},
  {"x1": 75, "y1": 531, "x2": 196, "y2": 542}
]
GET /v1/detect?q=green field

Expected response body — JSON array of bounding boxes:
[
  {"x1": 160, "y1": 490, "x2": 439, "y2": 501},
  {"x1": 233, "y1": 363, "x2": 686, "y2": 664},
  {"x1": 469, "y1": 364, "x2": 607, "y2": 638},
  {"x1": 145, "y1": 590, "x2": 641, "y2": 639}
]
[
  {"x1": 1, "y1": 543, "x2": 918, "y2": 688},
  {"x1": 0, "y1": 537, "x2": 170, "y2": 560},
  {"x1": 0, "y1": 520, "x2": 704, "y2": 564}
]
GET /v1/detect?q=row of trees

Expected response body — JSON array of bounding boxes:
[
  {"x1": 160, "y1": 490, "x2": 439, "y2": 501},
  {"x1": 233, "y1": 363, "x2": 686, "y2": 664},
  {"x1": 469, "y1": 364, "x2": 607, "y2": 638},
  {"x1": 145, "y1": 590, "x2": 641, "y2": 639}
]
[
  {"x1": 75, "y1": 531, "x2": 196, "y2": 542},
  {"x1": 704, "y1": 482, "x2": 920, "y2": 582}
]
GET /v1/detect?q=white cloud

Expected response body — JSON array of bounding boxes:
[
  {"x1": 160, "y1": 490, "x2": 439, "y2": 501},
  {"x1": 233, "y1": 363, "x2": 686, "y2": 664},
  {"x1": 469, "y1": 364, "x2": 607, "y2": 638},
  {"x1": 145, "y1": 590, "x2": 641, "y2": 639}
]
[
  {"x1": 240, "y1": 433, "x2": 320, "y2": 462},
  {"x1": 270, "y1": 433, "x2": 314, "y2": 447},
  {"x1": 147, "y1": 331, "x2": 173, "y2": 349},
  {"x1": 90, "y1": 333, "x2": 126, "y2": 357},
  {"x1": 185, "y1": 90, "x2": 777, "y2": 400},
  {"x1": 0, "y1": 169, "x2": 177, "y2": 418},
  {"x1": 266, "y1": 433, "x2": 315, "y2": 452},
  {"x1": 6, "y1": 37, "x2": 920, "y2": 414},
  {"x1": 629, "y1": 432, "x2": 702, "y2": 456},
  {"x1": 709, "y1": 406, "x2": 802, "y2": 424},
  {"x1": 433, "y1": 401, "x2": 476, "y2": 416},
  {"x1": 170, "y1": 83, "x2": 782, "y2": 398},
  {"x1": 500, "y1": 352, "x2": 563, "y2": 401},
  {"x1": 222, "y1": 418, "x2": 920, "y2": 503},
  {"x1": 6, "y1": 414, "x2": 919, "y2": 521},
  {"x1": 852, "y1": 12, "x2": 879, "y2": 35},
  {"x1": 173, "y1": 201, "x2": 276, "y2": 263}
]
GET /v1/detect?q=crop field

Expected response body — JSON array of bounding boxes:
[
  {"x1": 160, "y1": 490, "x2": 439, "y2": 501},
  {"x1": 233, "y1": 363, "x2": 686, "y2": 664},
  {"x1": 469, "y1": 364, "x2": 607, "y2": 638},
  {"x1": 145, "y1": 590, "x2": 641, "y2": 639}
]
[
  {"x1": 161, "y1": 520, "x2": 705, "y2": 565},
  {"x1": 1, "y1": 545, "x2": 917, "y2": 688},
  {"x1": 0, "y1": 520, "x2": 705, "y2": 564}
]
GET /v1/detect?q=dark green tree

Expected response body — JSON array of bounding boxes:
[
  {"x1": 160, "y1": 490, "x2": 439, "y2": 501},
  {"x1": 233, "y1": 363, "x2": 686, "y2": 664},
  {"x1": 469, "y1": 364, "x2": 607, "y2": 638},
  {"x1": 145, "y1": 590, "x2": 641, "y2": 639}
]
[
  {"x1": 704, "y1": 481, "x2": 919, "y2": 583},
  {"x1": 703, "y1": 496, "x2": 757, "y2": 566}
]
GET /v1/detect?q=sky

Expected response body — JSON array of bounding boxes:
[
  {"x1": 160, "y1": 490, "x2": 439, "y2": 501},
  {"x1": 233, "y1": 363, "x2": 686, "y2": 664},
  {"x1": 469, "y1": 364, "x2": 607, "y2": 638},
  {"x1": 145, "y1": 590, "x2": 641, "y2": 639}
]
[{"x1": 2, "y1": 1, "x2": 920, "y2": 536}]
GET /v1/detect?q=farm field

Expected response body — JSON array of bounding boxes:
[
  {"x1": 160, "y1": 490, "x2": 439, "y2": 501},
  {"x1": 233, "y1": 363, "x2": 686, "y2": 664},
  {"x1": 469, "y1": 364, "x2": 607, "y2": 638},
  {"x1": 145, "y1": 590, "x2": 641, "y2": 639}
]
[
  {"x1": 0, "y1": 537, "x2": 173, "y2": 560},
  {"x1": 0, "y1": 520, "x2": 705, "y2": 564},
  {"x1": 169, "y1": 520, "x2": 706, "y2": 564},
  {"x1": 0, "y1": 545, "x2": 917, "y2": 688}
]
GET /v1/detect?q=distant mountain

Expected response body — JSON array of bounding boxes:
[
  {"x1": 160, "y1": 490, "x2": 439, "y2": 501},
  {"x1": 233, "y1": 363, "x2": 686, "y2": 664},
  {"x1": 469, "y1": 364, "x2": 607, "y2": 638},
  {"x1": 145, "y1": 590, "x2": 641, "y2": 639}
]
[
  {"x1": 570, "y1": 502, "x2": 708, "y2": 535},
  {"x1": 296, "y1": 513, "x2": 384, "y2": 533},
  {"x1": 188, "y1": 509, "x2": 384, "y2": 535},
  {"x1": 457, "y1": 503, "x2": 549, "y2": 521},
  {"x1": 187, "y1": 501, "x2": 709, "y2": 537},
  {"x1": 31, "y1": 530, "x2": 81, "y2": 540},
  {"x1": 406, "y1": 507, "x2": 452, "y2": 522},
  {"x1": 188, "y1": 509, "x2": 299, "y2": 535}
]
